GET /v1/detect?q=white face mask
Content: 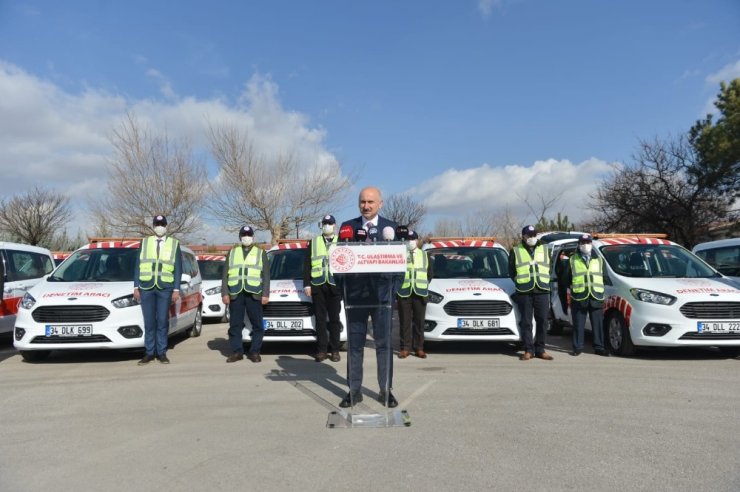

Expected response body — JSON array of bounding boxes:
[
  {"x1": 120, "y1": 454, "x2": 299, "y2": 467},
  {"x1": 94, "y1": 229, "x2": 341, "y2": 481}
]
[
  {"x1": 525, "y1": 237, "x2": 537, "y2": 247},
  {"x1": 322, "y1": 224, "x2": 335, "y2": 236},
  {"x1": 241, "y1": 236, "x2": 254, "y2": 247},
  {"x1": 406, "y1": 240, "x2": 417, "y2": 252},
  {"x1": 154, "y1": 226, "x2": 167, "y2": 237},
  {"x1": 579, "y1": 244, "x2": 592, "y2": 256}
]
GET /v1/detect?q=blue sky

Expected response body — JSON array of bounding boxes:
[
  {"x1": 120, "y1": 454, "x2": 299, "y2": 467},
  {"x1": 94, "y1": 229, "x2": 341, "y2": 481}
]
[{"x1": 0, "y1": 0, "x2": 738, "y2": 241}]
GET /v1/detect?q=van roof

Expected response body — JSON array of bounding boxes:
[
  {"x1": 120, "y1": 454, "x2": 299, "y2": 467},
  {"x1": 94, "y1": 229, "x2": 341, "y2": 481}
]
[
  {"x1": 595, "y1": 234, "x2": 673, "y2": 246},
  {"x1": 271, "y1": 240, "x2": 308, "y2": 250},
  {"x1": 692, "y1": 237, "x2": 740, "y2": 252},
  {"x1": 426, "y1": 237, "x2": 498, "y2": 249},
  {"x1": 0, "y1": 241, "x2": 53, "y2": 256},
  {"x1": 196, "y1": 254, "x2": 226, "y2": 261}
]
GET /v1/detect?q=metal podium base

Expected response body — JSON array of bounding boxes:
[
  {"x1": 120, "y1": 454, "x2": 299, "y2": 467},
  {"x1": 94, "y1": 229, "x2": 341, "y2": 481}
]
[{"x1": 327, "y1": 409, "x2": 411, "y2": 429}]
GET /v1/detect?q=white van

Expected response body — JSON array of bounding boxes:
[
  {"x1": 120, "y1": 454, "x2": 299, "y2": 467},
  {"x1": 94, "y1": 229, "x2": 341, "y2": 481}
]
[
  {"x1": 196, "y1": 254, "x2": 228, "y2": 322},
  {"x1": 421, "y1": 237, "x2": 521, "y2": 343},
  {"x1": 242, "y1": 240, "x2": 347, "y2": 345},
  {"x1": 1, "y1": 242, "x2": 55, "y2": 335},
  {"x1": 692, "y1": 237, "x2": 740, "y2": 287},
  {"x1": 13, "y1": 237, "x2": 203, "y2": 361},
  {"x1": 549, "y1": 234, "x2": 740, "y2": 357}
]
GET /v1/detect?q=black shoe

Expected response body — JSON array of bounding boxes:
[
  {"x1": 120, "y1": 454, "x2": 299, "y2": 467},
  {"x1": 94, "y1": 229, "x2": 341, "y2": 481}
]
[
  {"x1": 158, "y1": 355, "x2": 170, "y2": 364},
  {"x1": 339, "y1": 392, "x2": 363, "y2": 408},
  {"x1": 570, "y1": 350, "x2": 582, "y2": 356},
  {"x1": 595, "y1": 349, "x2": 610, "y2": 357},
  {"x1": 226, "y1": 353, "x2": 244, "y2": 363},
  {"x1": 378, "y1": 391, "x2": 398, "y2": 408},
  {"x1": 246, "y1": 352, "x2": 262, "y2": 363},
  {"x1": 138, "y1": 355, "x2": 155, "y2": 365}
]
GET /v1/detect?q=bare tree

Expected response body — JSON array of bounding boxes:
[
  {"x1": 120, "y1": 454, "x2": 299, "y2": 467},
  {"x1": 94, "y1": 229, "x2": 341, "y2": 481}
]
[
  {"x1": 90, "y1": 113, "x2": 208, "y2": 236},
  {"x1": 433, "y1": 217, "x2": 463, "y2": 237},
  {"x1": 587, "y1": 136, "x2": 734, "y2": 248},
  {"x1": 382, "y1": 193, "x2": 427, "y2": 229},
  {"x1": 0, "y1": 186, "x2": 72, "y2": 246},
  {"x1": 207, "y1": 123, "x2": 355, "y2": 240}
]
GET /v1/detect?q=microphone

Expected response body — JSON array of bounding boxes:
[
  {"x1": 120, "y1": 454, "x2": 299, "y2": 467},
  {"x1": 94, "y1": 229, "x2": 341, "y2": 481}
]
[
  {"x1": 354, "y1": 228, "x2": 368, "y2": 242},
  {"x1": 368, "y1": 226, "x2": 378, "y2": 242},
  {"x1": 394, "y1": 225, "x2": 408, "y2": 241},
  {"x1": 382, "y1": 226, "x2": 395, "y2": 241},
  {"x1": 338, "y1": 224, "x2": 354, "y2": 242}
]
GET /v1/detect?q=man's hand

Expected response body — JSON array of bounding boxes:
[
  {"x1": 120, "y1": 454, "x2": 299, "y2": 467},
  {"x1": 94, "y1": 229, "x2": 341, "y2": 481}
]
[
  {"x1": 133, "y1": 288, "x2": 140, "y2": 301},
  {"x1": 261, "y1": 296, "x2": 269, "y2": 305},
  {"x1": 222, "y1": 295, "x2": 230, "y2": 305},
  {"x1": 171, "y1": 291, "x2": 180, "y2": 302},
  {"x1": 303, "y1": 286, "x2": 312, "y2": 297}
]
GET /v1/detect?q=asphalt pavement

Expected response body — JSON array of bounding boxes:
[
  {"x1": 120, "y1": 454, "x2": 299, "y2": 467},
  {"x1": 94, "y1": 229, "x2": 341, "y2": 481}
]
[{"x1": 1, "y1": 323, "x2": 738, "y2": 492}]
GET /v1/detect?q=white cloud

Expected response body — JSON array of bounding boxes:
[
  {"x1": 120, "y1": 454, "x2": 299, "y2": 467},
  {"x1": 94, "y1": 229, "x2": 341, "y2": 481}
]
[
  {"x1": 0, "y1": 60, "x2": 341, "y2": 240},
  {"x1": 478, "y1": 0, "x2": 503, "y2": 18},
  {"x1": 705, "y1": 60, "x2": 740, "y2": 85},
  {"x1": 408, "y1": 158, "x2": 617, "y2": 224}
]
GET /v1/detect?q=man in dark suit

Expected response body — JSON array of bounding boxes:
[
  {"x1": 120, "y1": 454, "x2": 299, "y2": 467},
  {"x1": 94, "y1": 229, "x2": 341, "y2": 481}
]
[{"x1": 338, "y1": 186, "x2": 400, "y2": 409}]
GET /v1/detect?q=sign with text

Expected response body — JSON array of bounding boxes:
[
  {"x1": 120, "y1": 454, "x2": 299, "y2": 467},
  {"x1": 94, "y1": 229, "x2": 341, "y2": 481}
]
[{"x1": 328, "y1": 243, "x2": 407, "y2": 274}]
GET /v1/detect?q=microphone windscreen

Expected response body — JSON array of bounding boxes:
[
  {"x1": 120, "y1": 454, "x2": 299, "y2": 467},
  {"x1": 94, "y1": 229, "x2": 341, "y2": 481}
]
[
  {"x1": 339, "y1": 224, "x2": 354, "y2": 241},
  {"x1": 354, "y1": 228, "x2": 368, "y2": 242},
  {"x1": 382, "y1": 226, "x2": 395, "y2": 241},
  {"x1": 394, "y1": 225, "x2": 408, "y2": 241}
]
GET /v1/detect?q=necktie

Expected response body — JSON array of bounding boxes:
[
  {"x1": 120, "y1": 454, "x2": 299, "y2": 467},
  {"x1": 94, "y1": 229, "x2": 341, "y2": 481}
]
[{"x1": 156, "y1": 239, "x2": 161, "y2": 258}]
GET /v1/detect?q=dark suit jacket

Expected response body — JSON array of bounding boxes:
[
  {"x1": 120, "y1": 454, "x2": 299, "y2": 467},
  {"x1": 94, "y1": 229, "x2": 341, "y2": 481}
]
[{"x1": 339, "y1": 215, "x2": 400, "y2": 305}]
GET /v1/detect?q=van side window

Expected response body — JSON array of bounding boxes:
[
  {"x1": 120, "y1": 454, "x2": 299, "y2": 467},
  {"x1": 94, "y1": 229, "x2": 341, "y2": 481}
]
[{"x1": 4, "y1": 250, "x2": 52, "y2": 281}]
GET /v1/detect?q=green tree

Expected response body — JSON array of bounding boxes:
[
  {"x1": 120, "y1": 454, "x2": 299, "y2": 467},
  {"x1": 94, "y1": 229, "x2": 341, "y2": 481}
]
[
  {"x1": 688, "y1": 78, "x2": 740, "y2": 198},
  {"x1": 535, "y1": 212, "x2": 576, "y2": 233}
]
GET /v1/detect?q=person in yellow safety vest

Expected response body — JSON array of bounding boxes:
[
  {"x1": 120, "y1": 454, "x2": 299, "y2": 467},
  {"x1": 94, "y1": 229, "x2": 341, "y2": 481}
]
[
  {"x1": 397, "y1": 229, "x2": 434, "y2": 359},
  {"x1": 563, "y1": 234, "x2": 608, "y2": 357},
  {"x1": 221, "y1": 226, "x2": 271, "y2": 363},
  {"x1": 133, "y1": 215, "x2": 183, "y2": 365},
  {"x1": 302, "y1": 214, "x2": 343, "y2": 363},
  {"x1": 508, "y1": 225, "x2": 554, "y2": 361}
]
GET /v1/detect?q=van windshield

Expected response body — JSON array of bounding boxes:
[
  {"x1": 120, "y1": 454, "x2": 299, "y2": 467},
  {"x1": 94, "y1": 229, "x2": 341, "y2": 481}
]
[
  {"x1": 197, "y1": 259, "x2": 225, "y2": 280},
  {"x1": 268, "y1": 249, "x2": 305, "y2": 280},
  {"x1": 426, "y1": 247, "x2": 509, "y2": 279},
  {"x1": 600, "y1": 244, "x2": 719, "y2": 279},
  {"x1": 694, "y1": 245, "x2": 740, "y2": 277},
  {"x1": 47, "y1": 248, "x2": 138, "y2": 282}
]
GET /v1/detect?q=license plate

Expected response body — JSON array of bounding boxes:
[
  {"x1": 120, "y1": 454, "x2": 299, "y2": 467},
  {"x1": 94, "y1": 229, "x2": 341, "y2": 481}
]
[
  {"x1": 45, "y1": 324, "x2": 93, "y2": 337},
  {"x1": 697, "y1": 321, "x2": 740, "y2": 333},
  {"x1": 457, "y1": 318, "x2": 500, "y2": 329},
  {"x1": 263, "y1": 319, "x2": 303, "y2": 330}
]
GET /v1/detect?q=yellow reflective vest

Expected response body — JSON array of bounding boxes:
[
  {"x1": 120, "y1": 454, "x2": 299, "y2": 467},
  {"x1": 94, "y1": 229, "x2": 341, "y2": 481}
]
[
  {"x1": 138, "y1": 236, "x2": 178, "y2": 290},
  {"x1": 569, "y1": 254, "x2": 605, "y2": 301},
  {"x1": 227, "y1": 246, "x2": 263, "y2": 295},
  {"x1": 512, "y1": 244, "x2": 551, "y2": 292},
  {"x1": 398, "y1": 249, "x2": 429, "y2": 297},
  {"x1": 310, "y1": 235, "x2": 337, "y2": 286}
]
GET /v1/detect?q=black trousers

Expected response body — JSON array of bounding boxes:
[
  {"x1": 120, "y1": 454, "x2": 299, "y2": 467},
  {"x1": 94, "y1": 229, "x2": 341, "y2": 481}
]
[
  {"x1": 397, "y1": 294, "x2": 426, "y2": 351},
  {"x1": 311, "y1": 282, "x2": 342, "y2": 353},
  {"x1": 514, "y1": 292, "x2": 549, "y2": 355}
]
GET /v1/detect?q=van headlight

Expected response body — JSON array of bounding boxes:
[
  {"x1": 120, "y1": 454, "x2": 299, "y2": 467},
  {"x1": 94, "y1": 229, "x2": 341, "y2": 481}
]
[
  {"x1": 112, "y1": 294, "x2": 140, "y2": 309},
  {"x1": 205, "y1": 286, "x2": 221, "y2": 295},
  {"x1": 630, "y1": 288, "x2": 676, "y2": 305},
  {"x1": 427, "y1": 291, "x2": 444, "y2": 304},
  {"x1": 20, "y1": 293, "x2": 36, "y2": 310}
]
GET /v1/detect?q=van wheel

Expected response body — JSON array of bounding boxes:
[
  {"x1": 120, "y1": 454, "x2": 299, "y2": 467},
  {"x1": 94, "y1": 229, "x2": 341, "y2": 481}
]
[
  {"x1": 718, "y1": 346, "x2": 740, "y2": 358},
  {"x1": 189, "y1": 310, "x2": 203, "y2": 338},
  {"x1": 548, "y1": 309, "x2": 564, "y2": 336},
  {"x1": 606, "y1": 312, "x2": 635, "y2": 356},
  {"x1": 20, "y1": 350, "x2": 50, "y2": 362}
]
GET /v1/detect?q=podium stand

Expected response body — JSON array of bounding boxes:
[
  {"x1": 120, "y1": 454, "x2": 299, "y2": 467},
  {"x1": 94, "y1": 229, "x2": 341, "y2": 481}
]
[{"x1": 325, "y1": 241, "x2": 411, "y2": 429}]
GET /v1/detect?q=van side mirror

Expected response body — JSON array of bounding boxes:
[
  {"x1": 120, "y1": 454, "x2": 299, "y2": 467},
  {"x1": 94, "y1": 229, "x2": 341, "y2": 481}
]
[{"x1": 180, "y1": 273, "x2": 192, "y2": 287}]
